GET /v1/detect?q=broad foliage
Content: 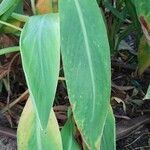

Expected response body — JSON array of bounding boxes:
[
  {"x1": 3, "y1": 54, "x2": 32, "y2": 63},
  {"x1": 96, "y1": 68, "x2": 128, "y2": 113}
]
[{"x1": 0, "y1": 0, "x2": 150, "y2": 150}]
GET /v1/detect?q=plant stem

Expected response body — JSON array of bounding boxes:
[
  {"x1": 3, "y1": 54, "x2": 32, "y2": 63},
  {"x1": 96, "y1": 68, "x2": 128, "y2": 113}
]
[
  {"x1": 0, "y1": 20, "x2": 22, "y2": 31},
  {"x1": 0, "y1": 90, "x2": 29, "y2": 114},
  {"x1": 31, "y1": 0, "x2": 36, "y2": 15},
  {"x1": 0, "y1": 126, "x2": 16, "y2": 138},
  {"x1": 11, "y1": 13, "x2": 29, "y2": 22},
  {"x1": 0, "y1": 46, "x2": 20, "y2": 56}
]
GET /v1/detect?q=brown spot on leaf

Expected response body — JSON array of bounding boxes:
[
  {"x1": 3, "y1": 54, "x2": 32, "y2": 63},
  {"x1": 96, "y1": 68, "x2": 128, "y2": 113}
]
[{"x1": 139, "y1": 16, "x2": 149, "y2": 31}]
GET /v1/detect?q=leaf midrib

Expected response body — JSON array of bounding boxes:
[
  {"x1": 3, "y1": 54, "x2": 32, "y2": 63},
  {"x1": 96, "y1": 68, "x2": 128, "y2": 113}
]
[{"x1": 73, "y1": 0, "x2": 96, "y2": 121}]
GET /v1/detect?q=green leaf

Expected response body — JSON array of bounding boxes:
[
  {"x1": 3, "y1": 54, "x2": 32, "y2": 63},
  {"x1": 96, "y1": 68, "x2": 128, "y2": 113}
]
[
  {"x1": 100, "y1": 106, "x2": 116, "y2": 150},
  {"x1": 0, "y1": 0, "x2": 22, "y2": 30},
  {"x1": 145, "y1": 85, "x2": 150, "y2": 99},
  {"x1": 15, "y1": 0, "x2": 23, "y2": 14},
  {"x1": 125, "y1": 0, "x2": 140, "y2": 29},
  {"x1": 20, "y1": 14, "x2": 60, "y2": 129},
  {"x1": 31, "y1": 0, "x2": 36, "y2": 15},
  {"x1": 61, "y1": 117, "x2": 80, "y2": 150},
  {"x1": 0, "y1": 19, "x2": 22, "y2": 33},
  {"x1": 0, "y1": 0, "x2": 15, "y2": 16},
  {"x1": 130, "y1": 1, "x2": 150, "y2": 74},
  {"x1": 104, "y1": 1, "x2": 125, "y2": 21},
  {"x1": 11, "y1": 13, "x2": 29, "y2": 22},
  {"x1": 131, "y1": 0, "x2": 150, "y2": 22},
  {"x1": 138, "y1": 36, "x2": 150, "y2": 74},
  {"x1": 17, "y1": 98, "x2": 63, "y2": 150},
  {"x1": 59, "y1": 0, "x2": 111, "y2": 149},
  {"x1": 0, "y1": 46, "x2": 19, "y2": 56}
]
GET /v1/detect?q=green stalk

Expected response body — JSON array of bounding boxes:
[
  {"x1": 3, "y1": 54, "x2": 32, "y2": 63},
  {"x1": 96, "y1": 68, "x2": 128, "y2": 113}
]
[
  {"x1": 11, "y1": 13, "x2": 29, "y2": 22},
  {"x1": 0, "y1": 46, "x2": 20, "y2": 56},
  {"x1": 0, "y1": 20, "x2": 22, "y2": 31},
  {"x1": 31, "y1": 0, "x2": 36, "y2": 15}
]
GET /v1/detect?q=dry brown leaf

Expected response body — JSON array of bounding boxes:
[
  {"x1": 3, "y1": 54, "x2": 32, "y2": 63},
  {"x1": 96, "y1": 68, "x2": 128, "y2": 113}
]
[{"x1": 36, "y1": 0, "x2": 52, "y2": 14}]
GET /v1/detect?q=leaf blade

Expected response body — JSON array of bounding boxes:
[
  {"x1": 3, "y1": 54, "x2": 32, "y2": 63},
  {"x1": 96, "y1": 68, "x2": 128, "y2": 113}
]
[
  {"x1": 17, "y1": 98, "x2": 63, "y2": 150},
  {"x1": 61, "y1": 117, "x2": 80, "y2": 150},
  {"x1": 100, "y1": 106, "x2": 116, "y2": 150},
  {"x1": 59, "y1": 0, "x2": 111, "y2": 149},
  {"x1": 20, "y1": 14, "x2": 60, "y2": 129},
  {"x1": 0, "y1": 0, "x2": 14, "y2": 16}
]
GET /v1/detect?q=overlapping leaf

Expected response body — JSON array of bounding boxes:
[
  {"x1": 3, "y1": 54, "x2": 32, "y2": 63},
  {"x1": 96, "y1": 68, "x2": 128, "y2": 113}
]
[
  {"x1": 1, "y1": 18, "x2": 21, "y2": 34},
  {"x1": 61, "y1": 117, "x2": 80, "y2": 150},
  {"x1": 0, "y1": 0, "x2": 21, "y2": 17},
  {"x1": 0, "y1": 0, "x2": 22, "y2": 30},
  {"x1": 100, "y1": 106, "x2": 116, "y2": 150},
  {"x1": 59, "y1": 0, "x2": 111, "y2": 149},
  {"x1": 0, "y1": 0, "x2": 15, "y2": 16},
  {"x1": 131, "y1": 0, "x2": 150, "y2": 74},
  {"x1": 17, "y1": 98, "x2": 63, "y2": 150},
  {"x1": 20, "y1": 14, "x2": 60, "y2": 129}
]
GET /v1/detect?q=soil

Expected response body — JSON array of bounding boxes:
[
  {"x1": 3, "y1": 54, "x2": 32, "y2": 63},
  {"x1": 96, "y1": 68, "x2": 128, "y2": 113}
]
[
  {"x1": 0, "y1": 115, "x2": 16, "y2": 150},
  {"x1": 0, "y1": 136, "x2": 16, "y2": 150}
]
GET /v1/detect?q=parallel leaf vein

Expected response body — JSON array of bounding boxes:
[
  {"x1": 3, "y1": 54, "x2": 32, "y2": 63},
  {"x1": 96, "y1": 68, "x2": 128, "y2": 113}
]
[{"x1": 73, "y1": 0, "x2": 96, "y2": 121}]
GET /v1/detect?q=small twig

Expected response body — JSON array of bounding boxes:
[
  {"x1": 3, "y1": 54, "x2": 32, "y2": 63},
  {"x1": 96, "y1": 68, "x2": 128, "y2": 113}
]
[
  {"x1": 58, "y1": 77, "x2": 65, "y2": 81},
  {"x1": 0, "y1": 126, "x2": 16, "y2": 138},
  {"x1": 0, "y1": 90, "x2": 29, "y2": 114},
  {"x1": 0, "y1": 20, "x2": 22, "y2": 31},
  {"x1": 134, "y1": 146, "x2": 150, "y2": 150},
  {"x1": 137, "y1": 110, "x2": 150, "y2": 113},
  {"x1": 53, "y1": 105, "x2": 68, "y2": 111},
  {"x1": 30, "y1": 0, "x2": 36, "y2": 15},
  {"x1": 0, "y1": 76, "x2": 65, "y2": 114},
  {"x1": 112, "y1": 82, "x2": 134, "y2": 91},
  {"x1": 125, "y1": 133, "x2": 150, "y2": 147},
  {"x1": 112, "y1": 60, "x2": 150, "y2": 74},
  {"x1": 115, "y1": 114, "x2": 130, "y2": 120},
  {"x1": 7, "y1": 54, "x2": 20, "y2": 105}
]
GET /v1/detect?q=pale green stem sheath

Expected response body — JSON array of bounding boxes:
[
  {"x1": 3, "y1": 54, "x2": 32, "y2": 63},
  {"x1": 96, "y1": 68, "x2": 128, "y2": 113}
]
[
  {"x1": 0, "y1": 20, "x2": 22, "y2": 31},
  {"x1": 0, "y1": 46, "x2": 20, "y2": 56},
  {"x1": 31, "y1": 0, "x2": 36, "y2": 15},
  {"x1": 11, "y1": 13, "x2": 29, "y2": 22}
]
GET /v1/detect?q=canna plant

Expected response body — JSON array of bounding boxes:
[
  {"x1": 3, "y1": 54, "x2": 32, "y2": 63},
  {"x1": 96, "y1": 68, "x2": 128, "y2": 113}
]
[
  {"x1": 131, "y1": 0, "x2": 150, "y2": 75},
  {"x1": 1, "y1": 0, "x2": 150, "y2": 149},
  {"x1": 0, "y1": 0, "x2": 116, "y2": 149},
  {"x1": 130, "y1": 0, "x2": 150, "y2": 108}
]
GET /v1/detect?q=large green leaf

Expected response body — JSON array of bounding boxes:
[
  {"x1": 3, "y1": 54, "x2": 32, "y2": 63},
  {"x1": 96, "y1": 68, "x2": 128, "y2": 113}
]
[
  {"x1": 59, "y1": 0, "x2": 111, "y2": 149},
  {"x1": 61, "y1": 117, "x2": 80, "y2": 150},
  {"x1": 100, "y1": 106, "x2": 116, "y2": 150},
  {"x1": 17, "y1": 98, "x2": 63, "y2": 150},
  {"x1": 20, "y1": 14, "x2": 60, "y2": 129}
]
